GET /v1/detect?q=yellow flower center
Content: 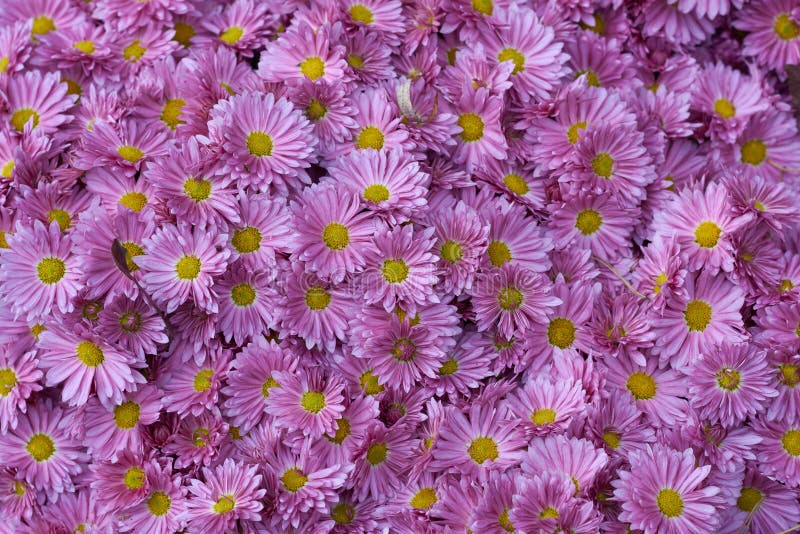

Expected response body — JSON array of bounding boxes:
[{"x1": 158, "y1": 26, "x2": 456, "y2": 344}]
[
  {"x1": 123, "y1": 466, "x2": 146, "y2": 489},
  {"x1": 0, "y1": 57, "x2": 8, "y2": 74},
  {"x1": 576, "y1": 69, "x2": 600, "y2": 87},
  {"x1": 602, "y1": 430, "x2": 621, "y2": 449},
  {"x1": 325, "y1": 417, "x2": 351, "y2": 444},
  {"x1": 161, "y1": 98, "x2": 185, "y2": 130},
  {"x1": 737, "y1": 487, "x2": 763, "y2": 512},
  {"x1": 261, "y1": 376, "x2": 279, "y2": 398},
  {"x1": 231, "y1": 226, "x2": 262, "y2": 254},
  {"x1": 439, "y1": 357, "x2": 459, "y2": 376},
  {"x1": 322, "y1": 222, "x2": 349, "y2": 250},
  {"x1": 113, "y1": 401, "x2": 141, "y2": 429},
  {"x1": 173, "y1": 22, "x2": 195, "y2": 47},
  {"x1": 193, "y1": 369, "x2": 214, "y2": 392},
  {"x1": 331, "y1": 503, "x2": 356, "y2": 524},
  {"x1": 716, "y1": 368, "x2": 741, "y2": 391},
  {"x1": 299, "y1": 56, "x2": 325, "y2": 80},
  {"x1": 782, "y1": 429, "x2": 800, "y2": 456},
  {"x1": 306, "y1": 98, "x2": 327, "y2": 121},
  {"x1": 63, "y1": 77, "x2": 82, "y2": 97},
  {"x1": 82, "y1": 301, "x2": 102, "y2": 321},
  {"x1": 363, "y1": 184, "x2": 390, "y2": 203},
  {"x1": 656, "y1": 488, "x2": 684, "y2": 518},
  {"x1": 382, "y1": 259, "x2": 409, "y2": 283},
  {"x1": 391, "y1": 337, "x2": 416, "y2": 361},
  {"x1": 119, "y1": 192, "x2": 148, "y2": 212},
  {"x1": 539, "y1": 507, "x2": 559, "y2": 519},
  {"x1": 10, "y1": 108, "x2": 40, "y2": 132},
  {"x1": 46, "y1": 208, "x2": 71, "y2": 232},
  {"x1": 117, "y1": 145, "x2": 144, "y2": 163},
  {"x1": 567, "y1": 121, "x2": 587, "y2": 144},
  {"x1": 497, "y1": 286, "x2": 523, "y2": 311},
  {"x1": 246, "y1": 131, "x2": 273, "y2": 157},
  {"x1": 230, "y1": 283, "x2": 256, "y2": 307},
  {"x1": 498, "y1": 508, "x2": 514, "y2": 532},
  {"x1": 458, "y1": 113, "x2": 485, "y2": 142},
  {"x1": 213, "y1": 494, "x2": 236, "y2": 514},
  {"x1": 37, "y1": 257, "x2": 66, "y2": 284},
  {"x1": 31, "y1": 16, "x2": 55, "y2": 36},
  {"x1": 123, "y1": 40, "x2": 146, "y2": 62},
  {"x1": 694, "y1": 221, "x2": 721, "y2": 248},
  {"x1": 0, "y1": 231, "x2": 8, "y2": 249},
  {"x1": 347, "y1": 54, "x2": 364, "y2": 68},
  {"x1": 26, "y1": 433, "x2": 55, "y2": 462},
  {"x1": 305, "y1": 285, "x2": 332, "y2": 310},
  {"x1": 410, "y1": 487, "x2": 437, "y2": 510},
  {"x1": 147, "y1": 491, "x2": 171, "y2": 516},
  {"x1": 653, "y1": 272, "x2": 668, "y2": 294},
  {"x1": 359, "y1": 370, "x2": 384, "y2": 395},
  {"x1": 119, "y1": 311, "x2": 142, "y2": 333},
  {"x1": 575, "y1": 209, "x2": 602, "y2": 235},
  {"x1": 591, "y1": 152, "x2": 614, "y2": 178},
  {"x1": 13, "y1": 481, "x2": 24, "y2": 496},
  {"x1": 497, "y1": 48, "x2": 525, "y2": 75},
  {"x1": 356, "y1": 126, "x2": 385, "y2": 149},
  {"x1": 626, "y1": 371, "x2": 657, "y2": 400},
  {"x1": 684, "y1": 299, "x2": 712, "y2": 332},
  {"x1": 120, "y1": 241, "x2": 144, "y2": 272},
  {"x1": 502, "y1": 173, "x2": 529, "y2": 195},
  {"x1": 468, "y1": 436, "x2": 499, "y2": 464},
  {"x1": 579, "y1": 13, "x2": 606, "y2": 35},
  {"x1": 531, "y1": 408, "x2": 557, "y2": 425},
  {"x1": 349, "y1": 4, "x2": 374, "y2": 24},
  {"x1": 778, "y1": 363, "x2": 800, "y2": 387},
  {"x1": 774, "y1": 13, "x2": 800, "y2": 40},
  {"x1": 1, "y1": 160, "x2": 14, "y2": 178},
  {"x1": 487, "y1": 240, "x2": 512, "y2": 267},
  {"x1": 30, "y1": 323, "x2": 46, "y2": 339},
  {"x1": 220, "y1": 26, "x2": 244, "y2": 45},
  {"x1": 76, "y1": 341, "x2": 104, "y2": 367},
  {"x1": 176, "y1": 255, "x2": 201, "y2": 280},
  {"x1": 73, "y1": 40, "x2": 95, "y2": 54},
  {"x1": 713, "y1": 98, "x2": 736, "y2": 119},
  {"x1": 300, "y1": 390, "x2": 326, "y2": 413},
  {"x1": 740, "y1": 139, "x2": 767, "y2": 166},
  {"x1": 440, "y1": 240, "x2": 462, "y2": 263},
  {"x1": 192, "y1": 427, "x2": 209, "y2": 447},
  {"x1": 367, "y1": 442, "x2": 388, "y2": 465},
  {"x1": 0, "y1": 368, "x2": 17, "y2": 397},
  {"x1": 547, "y1": 317, "x2": 576, "y2": 349},
  {"x1": 471, "y1": 0, "x2": 493, "y2": 16}
]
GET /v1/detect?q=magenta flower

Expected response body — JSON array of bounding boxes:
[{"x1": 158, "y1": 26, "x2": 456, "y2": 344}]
[{"x1": 266, "y1": 368, "x2": 345, "y2": 438}]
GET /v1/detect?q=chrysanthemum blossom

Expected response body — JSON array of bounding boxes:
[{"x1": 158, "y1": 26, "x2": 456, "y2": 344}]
[
  {"x1": 227, "y1": 194, "x2": 296, "y2": 270},
  {"x1": 549, "y1": 194, "x2": 637, "y2": 261},
  {"x1": 161, "y1": 346, "x2": 230, "y2": 416},
  {"x1": 734, "y1": 0, "x2": 800, "y2": 73},
  {"x1": 4, "y1": 70, "x2": 75, "y2": 135},
  {"x1": 120, "y1": 460, "x2": 187, "y2": 534},
  {"x1": 259, "y1": 22, "x2": 347, "y2": 85},
  {"x1": 429, "y1": 200, "x2": 489, "y2": 295},
  {"x1": 521, "y1": 434, "x2": 608, "y2": 497},
  {"x1": 0, "y1": 345, "x2": 42, "y2": 433},
  {"x1": 266, "y1": 368, "x2": 345, "y2": 438},
  {"x1": 451, "y1": 88, "x2": 507, "y2": 172},
  {"x1": 506, "y1": 376, "x2": 586, "y2": 436},
  {"x1": 348, "y1": 422, "x2": 415, "y2": 501},
  {"x1": 215, "y1": 267, "x2": 280, "y2": 344}
]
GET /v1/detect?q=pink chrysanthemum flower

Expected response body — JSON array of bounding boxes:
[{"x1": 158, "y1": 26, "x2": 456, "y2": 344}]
[
  {"x1": 0, "y1": 399, "x2": 85, "y2": 501},
  {"x1": 471, "y1": 264, "x2": 560, "y2": 339},
  {"x1": 431, "y1": 475, "x2": 482, "y2": 533},
  {"x1": 431, "y1": 403, "x2": 525, "y2": 480},
  {"x1": 604, "y1": 355, "x2": 689, "y2": 427},
  {"x1": 362, "y1": 224, "x2": 439, "y2": 312},
  {"x1": 216, "y1": 267, "x2": 280, "y2": 345},
  {"x1": 429, "y1": 200, "x2": 489, "y2": 295},
  {"x1": 266, "y1": 368, "x2": 345, "y2": 438},
  {"x1": 564, "y1": 124, "x2": 655, "y2": 207},
  {"x1": 89, "y1": 452, "x2": 151, "y2": 514},
  {"x1": 334, "y1": 87, "x2": 412, "y2": 158},
  {"x1": 0, "y1": 345, "x2": 42, "y2": 433},
  {"x1": 38, "y1": 325, "x2": 143, "y2": 408},
  {"x1": 725, "y1": 173, "x2": 800, "y2": 233},
  {"x1": 31, "y1": 21, "x2": 114, "y2": 78},
  {"x1": 0, "y1": 22, "x2": 33, "y2": 77},
  {"x1": 83, "y1": 384, "x2": 162, "y2": 461},
  {"x1": 652, "y1": 271, "x2": 746, "y2": 370},
  {"x1": 329, "y1": 149, "x2": 429, "y2": 224},
  {"x1": 97, "y1": 296, "x2": 167, "y2": 359},
  {"x1": 474, "y1": 159, "x2": 546, "y2": 210},
  {"x1": 428, "y1": 332, "x2": 493, "y2": 397},
  {"x1": 16, "y1": 181, "x2": 92, "y2": 235},
  {"x1": 114, "y1": 26, "x2": 179, "y2": 79},
  {"x1": 480, "y1": 197, "x2": 553, "y2": 272},
  {"x1": 76, "y1": 118, "x2": 171, "y2": 174},
  {"x1": 471, "y1": 471, "x2": 518, "y2": 533},
  {"x1": 162, "y1": 411, "x2": 228, "y2": 469},
  {"x1": 587, "y1": 394, "x2": 657, "y2": 457},
  {"x1": 341, "y1": 0, "x2": 404, "y2": 36},
  {"x1": 483, "y1": 5, "x2": 566, "y2": 101},
  {"x1": 83, "y1": 167, "x2": 155, "y2": 216},
  {"x1": 525, "y1": 279, "x2": 595, "y2": 363},
  {"x1": 348, "y1": 422, "x2": 415, "y2": 501},
  {"x1": 767, "y1": 351, "x2": 800, "y2": 422},
  {"x1": 260, "y1": 22, "x2": 346, "y2": 85},
  {"x1": 291, "y1": 184, "x2": 377, "y2": 283},
  {"x1": 564, "y1": 31, "x2": 636, "y2": 90},
  {"x1": 755, "y1": 301, "x2": 800, "y2": 353},
  {"x1": 451, "y1": 87, "x2": 507, "y2": 172},
  {"x1": 652, "y1": 182, "x2": 751, "y2": 273},
  {"x1": 753, "y1": 416, "x2": 800, "y2": 487},
  {"x1": 0, "y1": 220, "x2": 81, "y2": 321},
  {"x1": 93, "y1": 0, "x2": 192, "y2": 31},
  {"x1": 718, "y1": 467, "x2": 800, "y2": 534},
  {"x1": 200, "y1": 0, "x2": 275, "y2": 57},
  {"x1": 549, "y1": 194, "x2": 636, "y2": 261},
  {"x1": 507, "y1": 376, "x2": 586, "y2": 437},
  {"x1": 120, "y1": 460, "x2": 187, "y2": 534},
  {"x1": 341, "y1": 29, "x2": 394, "y2": 86},
  {"x1": 688, "y1": 342, "x2": 778, "y2": 427},
  {"x1": 0, "y1": 0, "x2": 82, "y2": 38},
  {"x1": 735, "y1": 0, "x2": 800, "y2": 73},
  {"x1": 308, "y1": 394, "x2": 379, "y2": 466},
  {"x1": 441, "y1": 0, "x2": 513, "y2": 42},
  {"x1": 612, "y1": 445, "x2": 721, "y2": 534},
  {"x1": 586, "y1": 292, "x2": 655, "y2": 366},
  {"x1": 135, "y1": 222, "x2": 229, "y2": 314},
  {"x1": 279, "y1": 261, "x2": 355, "y2": 352},
  {"x1": 514, "y1": 470, "x2": 602, "y2": 534},
  {"x1": 208, "y1": 92, "x2": 317, "y2": 192},
  {"x1": 522, "y1": 434, "x2": 608, "y2": 497},
  {"x1": 185, "y1": 459, "x2": 266, "y2": 533},
  {"x1": 632, "y1": 234, "x2": 687, "y2": 310},
  {"x1": 4, "y1": 70, "x2": 75, "y2": 135},
  {"x1": 161, "y1": 345, "x2": 229, "y2": 416},
  {"x1": 288, "y1": 80, "x2": 358, "y2": 153},
  {"x1": 438, "y1": 44, "x2": 514, "y2": 103}
]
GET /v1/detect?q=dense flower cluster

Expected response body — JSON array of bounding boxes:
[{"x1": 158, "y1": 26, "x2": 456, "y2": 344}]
[{"x1": 1, "y1": 0, "x2": 800, "y2": 532}]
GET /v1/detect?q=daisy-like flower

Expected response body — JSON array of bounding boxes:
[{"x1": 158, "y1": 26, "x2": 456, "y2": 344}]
[
  {"x1": 83, "y1": 167, "x2": 155, "y2": 216},
  {"x1": 259, "y1": 22, "x2": 346, "y2": 85},
  {"x1": 438, "y1": 43, "x2": 514, "y2": 102},
  {"x1": 441, "y1": 0, "x2": 514, "y2": 42},
  {"x1": 0, "y1": 399, "x2": 85, "y2": 501},
  {"x1": 208, "y1": 92, "x2": 317, "y2": 192},
  {"x1": 120, "y1": 460, "x2": 187, "y2": 534},
  {"x1": 587, "y1": 292, "x2": 655, "y2": 366},
  {"x1": 480, "y1": 197, "x2": 553, "y2": 272},
  {"x1": 348, "y1": 422, "x2": 415, "y2": 501},
  {"x1": 604, "y1": 355, "x2": 689, "y2": 427},
  {"x1": 507, "y1": 376, "x2": 586, "y2": 437},
  {"x1": 688, "y1": 342, "x2": 778, "y2": 427},
  {"x1": 735, "y1": 0, "x2": 800, "y2": 73},
  {"x1": 515, "y1": 472, "x2": 603, "y2": 534},
  {"x1": 564, "y1": 31, "x2": 635, "y2": 90},
  {"x1": 652, "y1": 271, "x2": 746, "y2": 370},
  {"x1": 266, "y1": 368, "x2": 345, "y2": 438},
  {"x1": 83, "y1": 384, "x2": 162, "y2": 461},
  {"x1": 525, "y1": 280, "x2": 594, "y2": 364},
  {"x1": 76, "y1": 118, "x2": 171, "y2": 174},
  {"x1": 342, "y1": 29, "x2": 395, "y2": 86},
  {"x1": 725, "y1": 173, "x2": 800, "y2": 233},
  {"x1": 755, "y1": 301, "x2": 800, "y2": 353},
  {"x1": 565, "y1": 124, "x2": 655, "y2": 207},
  {"x1": 162, "y1": 411, "x2": 228, "y2": 469},
  {"x1": 97, "y1": 296, "x2": 168, "y2": 359},
  {"x1": 89, "y1": 452, "x2": 150, "y2": 514},
  {"x1": 474, "y1": 158, "x2": 546, "y2": 210},
  {"x1": 38, "y1": 326, "x2": 143, "y2": 408},
  {"x1": 767, "y1": 351, "x2": 800, "y2": 422},
  {"x1": 549, "y1": 194, "x2": 636, "y2": 261},
  {"x1": 718, "y1": 467, "x2": 800, "y2": 534},
  {"x1": 612, "y1": 445, "x2": 721, "y2": 534},
  {"x1": 451, "y1": 87, "x2": 507, "y2": 172},
  {"x1": 4, "y1": 70, "x2": 75, "y2": 135},
  {"x1": 362, "y1": 224, "x2": 439, "y2": 312},
  {"x1": 428, "y1": 332, "x2": 493, "y2": 398},
  {"x1": 753, "y1": 416, "x2": 800, "y2": 487},
  {"x1": 93, "y1": 0, "x2": 192, "y2": 31},
  {"x1": 656, "y1": 181, "x2": 752, "y2": 273},
  {"x1": 0, "y1": 220, "x2": 81, "y2": 321},
  {"x1": 632, "y1": 234, "x2": 687, "y2": 310},
  {"x1": 471, "y1": 471, "x2": 519, "y2": 533},
  {"x1": 341, "y1": 0, "x2": 405, "y2": 36},
  {"x1": 227, "y1": 194, "x2": 296, "y2": 270},
  {"x1": 0, "y1": 345, "x2": 42, "y2": 433},
  {"x1": 16, "y1": 181, "x2": 92, "y2": 235},
  {"x1": 0, "y1": 0, "x2": 82, "y2": 38},
  {"x1": 31, "y1": 21, "x2": 114, "y2": 78},
  {"x1": 328, "y1": 148, "x2": 429, "y2": 224},
  {"x1": 431, "y1": 403, "x2": 525, "y2": 480},
  {"x1": 484, "y1": 5, "x2": 566, "y2": 101},
  {"x1": 429, "y1": 200, "x2": 489, "y2": 295},
  {"x1": 279, "y1": 261, "x2": 355, "y2": 352},
  {"x1": 161, "y1": 345, "x2": 230, "y2": 416},
  {"x1": 135, "y1": 222, "x2": 230, "y2": 314},
  {"x1": 200, "y1": 0, "x2": 275, "y2": 57},
  {"x1": 292, "y1": 184, "x2": 377, "y2": 283},
  {"x1": 522, "y1": 434, "x2": 608, "y2": 497},
  {"x1": 338, "y1": 87, "x2": 412, "y2": 157},
  {"x1": 471, "y1": 264, "x2": 560, "y2": 339},
  {"x1": 185, "y1": 459, "x2": 266, "y2": 534},
  {"x1": 289, "y1": 79, "x2": 358, "y2": 153},
  {"x1": 216, "y1": 267, "x2": 280, "y2": 345},
  {"x1": 587, "y1": 394, "x2": 657, "y2": 457}
]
